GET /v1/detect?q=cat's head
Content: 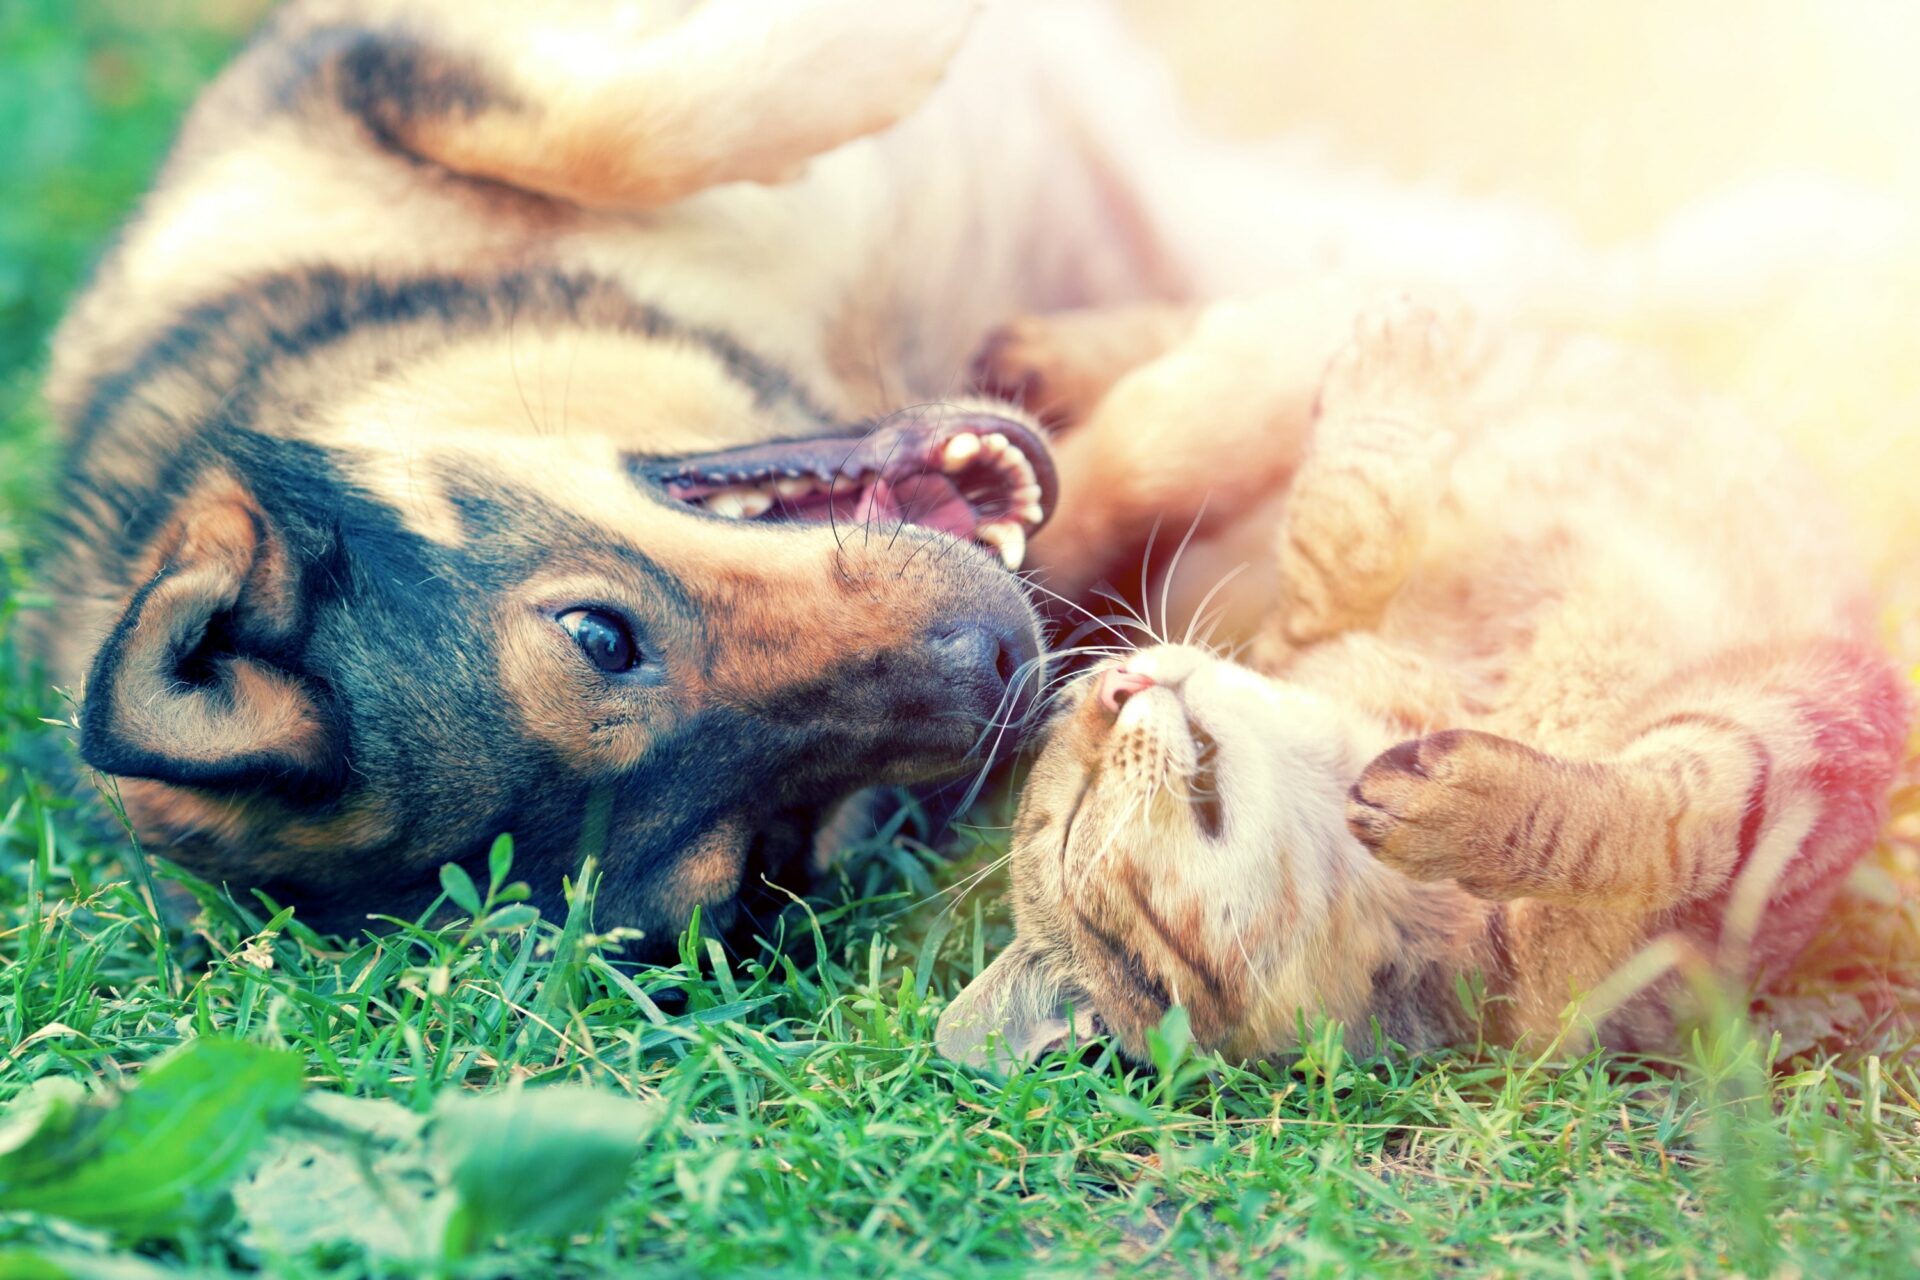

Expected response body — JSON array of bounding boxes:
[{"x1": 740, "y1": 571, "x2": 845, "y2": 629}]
[{"x1": 938, "y1": 644, "x2": 1391, "y2": 1066}]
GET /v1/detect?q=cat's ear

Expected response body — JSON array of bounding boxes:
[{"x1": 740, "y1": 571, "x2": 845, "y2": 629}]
[{"x1": 936, "y1": 939, "x2": 1099, "y2": 1069}]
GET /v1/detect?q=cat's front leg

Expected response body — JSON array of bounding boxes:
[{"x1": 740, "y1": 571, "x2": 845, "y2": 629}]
[
  {"x1": 1344, "y1": 730, "x2": 1641, "y2": 903},
  {"x1": 1344, "y1": 641, "x2": 1906, "y2": 921},
  {"x1": 1273, "y1": 300, "x2": 1470, "y2": 647},
  {"x1": 1346, "y1": 726, "x2": 1751, "y2": 912}
]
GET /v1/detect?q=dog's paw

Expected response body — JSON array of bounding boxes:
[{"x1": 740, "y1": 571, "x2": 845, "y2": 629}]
[
  {"x1": 1346, "y1": 729, "x2": 1545, "y2": 896},
  {"x1": 798, "y1": 0, "x2": 984, "y2": 126},
  {"x1": 1316, "y1": 298, "x2": 1465, "y2": 430},
  {"x1": 657, "y1": 0, "x2": 982, "y2": 192},
  {"x1": 970, "y1": 317, "x2": 1085, "y2": 428},
  {"x1": 971, "y1": 305, "x2": 1195, "y2": 431}
]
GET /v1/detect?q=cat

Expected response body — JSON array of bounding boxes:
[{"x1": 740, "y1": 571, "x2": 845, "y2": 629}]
[{"x1": 938, "y1": 297, "x2": 1909, "y2": 1066}]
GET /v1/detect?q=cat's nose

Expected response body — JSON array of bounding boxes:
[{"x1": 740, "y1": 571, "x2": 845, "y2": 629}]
[{"x1": 1098, "y1": 665, "x2": 1156, "y2": 713}]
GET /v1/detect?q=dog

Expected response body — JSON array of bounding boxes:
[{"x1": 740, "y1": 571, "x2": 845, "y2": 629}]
[{"x1": 28, "y1": 0, "x2": 1601, "y2": 945}]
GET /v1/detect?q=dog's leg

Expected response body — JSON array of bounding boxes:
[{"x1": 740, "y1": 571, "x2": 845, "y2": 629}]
[{"x1": 327, "y1": 0, "x2": 980, "y2": 210}]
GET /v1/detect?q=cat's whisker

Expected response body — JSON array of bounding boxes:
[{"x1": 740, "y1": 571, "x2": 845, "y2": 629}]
[
  {"x1": 1225, "y1": 900, "x2": 1274, "y2": 1005},
  {"x1": 1190, "y1": 609, "x2": 1235, "y2": 656},
  {"x1": 951, "y1": 654, "x2": 1057, "y2": 813},
  {"x1": 929, "y1": 851, "x2": 1015, "y2": 918},
  {"x1": 1032, "y1": 644, "x2": 1138, "y2": 711},
  {"x1": 1060, "y1": 615, "x2": 1157, "y2": 659},
  {"x1": 1020, "y1": 575, "x2": 1139, "y2": 642},
  {"x1": 967, "y1": 640, "x2": 1135, "y2": 764},
  {"x1": 1087, "y1": 586, "x2": 1168, "y2": 646},
  {"x1": 1072, "y1": 794, "x2": 1143, "y2": 898},
  {"x1": 1133, "y1": 513, "x2": 1168, "y2": 645},
  {"x1": 949, "y1": 632, "x2": 1136, "y2": 813},
  {"x1": 1036, "y1": 642, "x2": 1136, "y2": 667},
  {"x1": 1156, "y1": 499, "x2": 1213, "y2": 647},
  {"x1": 1180, "y1": 559, "x2": 1250, "y2": 650}
]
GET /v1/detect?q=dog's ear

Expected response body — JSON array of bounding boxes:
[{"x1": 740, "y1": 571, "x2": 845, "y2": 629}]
[
  {"x1": 936, "y1": 938, "x2": 1098, "y2": 1069},
  {"x1": 79, "y1": 471, "x2": 342, "y2": 799}
]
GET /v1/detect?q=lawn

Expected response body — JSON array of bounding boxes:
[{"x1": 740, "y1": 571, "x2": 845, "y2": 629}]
[{"x1": 3, "y1": 4, "x2": 1919, "y2": 1277}]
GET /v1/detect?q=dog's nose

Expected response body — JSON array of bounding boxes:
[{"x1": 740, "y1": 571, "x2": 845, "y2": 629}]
[
  {"x1": 928, "y1": 619, "x2": 1031, "y2": 720},
  {"x1": 1098, "y1": 665, "x2": 1156, "y2": 712}
]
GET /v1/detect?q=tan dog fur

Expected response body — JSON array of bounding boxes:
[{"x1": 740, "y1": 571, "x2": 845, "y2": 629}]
[{"x1": 40, "y1": 1, "x2": 1630, "y2": 935}]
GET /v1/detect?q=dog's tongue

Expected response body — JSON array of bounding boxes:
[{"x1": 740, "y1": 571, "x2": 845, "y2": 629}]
[
  {"x1": 851, "y1": 474, "x2": 978, "y2": 536},
  {"x1": 637, "y1": 411, "x2": 1056, "y2": 568}
]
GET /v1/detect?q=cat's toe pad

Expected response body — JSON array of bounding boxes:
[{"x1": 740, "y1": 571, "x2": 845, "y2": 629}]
[{"x1": 1346, "y1": 729, "x2": 1537, "y2": 894}]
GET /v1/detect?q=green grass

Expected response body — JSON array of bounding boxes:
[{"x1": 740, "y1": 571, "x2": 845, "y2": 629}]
[{"x1": 4, "y1": 5, "x2": 1920, "y2": 1277}]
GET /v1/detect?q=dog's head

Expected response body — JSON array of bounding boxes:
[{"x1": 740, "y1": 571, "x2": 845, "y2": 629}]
[{"x1": 59, "y1": 271, "x2": 1054, "y2": 945}]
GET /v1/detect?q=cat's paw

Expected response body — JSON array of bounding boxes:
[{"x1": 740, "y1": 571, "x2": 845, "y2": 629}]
[
  {"x1": 1346, "y1": 729, "x2": 1545, "y2": 897},
  {"x1": 1278, "y1": 463, "x2": 1419, "y2": 643},
  {"x1": 1315, "y1": 298, "x2": 1465, "y2": 431}
]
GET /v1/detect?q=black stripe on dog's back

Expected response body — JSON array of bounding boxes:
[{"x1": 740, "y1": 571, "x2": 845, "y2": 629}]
[{"x1": 68, "y1": 268, "x2": 835, "y2": 460}]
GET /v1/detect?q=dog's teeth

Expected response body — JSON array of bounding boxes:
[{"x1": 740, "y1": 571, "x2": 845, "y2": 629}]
[
  {"x1": 708, "y1": 486, "x2": 777, "y2": 518},
  {"x1": 1019, "y1": 502, "x2": 1045, "y2": 526},
  {"x1": 975, "y1": 520, "x2": 1027, "y2": 571},
  {"x1": 981, "y1": 432, "x2": 1010, "y2": 455},
  {"x1": 1011, "y1": 483, "x2": 1041, "y2": 505},
  {"x1": 775, "y1": 476, "x2": 815, "y2": 499},
  {"x1": 942, "y1": 433, "x2": 981, "y2": 472},
  {"x1": 994, "y1": 446, "x2": 1035, "y2": 484}
]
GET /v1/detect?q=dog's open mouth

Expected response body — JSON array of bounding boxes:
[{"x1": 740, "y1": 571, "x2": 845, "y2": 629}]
[{"x1": 636, "y1": 413, "x2": 1057, "y2": 570}]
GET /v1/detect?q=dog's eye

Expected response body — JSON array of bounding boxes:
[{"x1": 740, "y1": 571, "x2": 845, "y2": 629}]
[{"x1": 557, "y1": 608, "x2": 639, "y2": 673}]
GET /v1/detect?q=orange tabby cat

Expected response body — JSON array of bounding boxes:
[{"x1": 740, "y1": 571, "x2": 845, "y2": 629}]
[{"x1": 938, "y1": 299, "x2": 1909, "y2": 1067}]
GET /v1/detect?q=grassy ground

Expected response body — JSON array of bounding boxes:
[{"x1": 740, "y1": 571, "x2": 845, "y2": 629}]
[{"x1": 4, "y1": 4, "x2": 1920, "y2": 1277}]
